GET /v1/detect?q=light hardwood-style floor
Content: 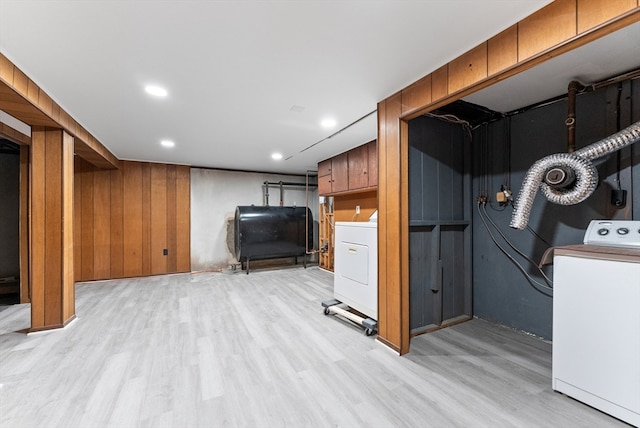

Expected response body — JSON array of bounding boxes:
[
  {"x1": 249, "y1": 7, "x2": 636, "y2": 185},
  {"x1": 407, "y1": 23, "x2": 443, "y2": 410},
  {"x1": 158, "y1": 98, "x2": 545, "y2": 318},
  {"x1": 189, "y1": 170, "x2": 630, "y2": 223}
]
[{"x1": 0, "y1": 266, "x2": 627, "y2": 427}]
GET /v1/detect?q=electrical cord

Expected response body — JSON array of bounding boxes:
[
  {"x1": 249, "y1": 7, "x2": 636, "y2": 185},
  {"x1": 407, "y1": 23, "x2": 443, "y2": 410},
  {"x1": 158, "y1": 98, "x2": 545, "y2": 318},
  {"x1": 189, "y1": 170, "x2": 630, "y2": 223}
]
[
  {"x1": 481, "y1": 203, "x2": 553, "y2": 286},
  {"x1": 476, "y1": 202, "x2": 553, "y2": 296}
]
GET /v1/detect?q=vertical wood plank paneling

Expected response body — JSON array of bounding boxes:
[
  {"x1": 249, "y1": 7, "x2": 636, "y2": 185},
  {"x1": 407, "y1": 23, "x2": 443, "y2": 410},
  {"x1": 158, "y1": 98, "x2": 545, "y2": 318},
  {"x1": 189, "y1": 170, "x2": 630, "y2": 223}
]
[
  {"x1": 123, "y1": 162, "x2": 143, "y2": 277},
  {"x1": 150, "y1": 164, "x2": 167, "y2": 275},
  {"x1": 44, "y1": 131, "x2": 62, "y2": 326},
  {"x1": 62, "y1": 131, "x2": 74, "y2": 322},
  {"x1": 401, "y1": 74, "x2": 432, "y2": 115},
  {"x1": 377, "y1": 93, "x2": 404, "y2": 353},
  {"x1": 377, "y1": 102, "x2": 388, "y2": 342},
  {"x1": 30, "y1": 132, "x2": 45, "y2": 327},
  {"x1": 448, "y1": 43, "x2": 488, "y2": 94},
  {"x1": 367, "y1": 140, "x2": 378, "y2": 188},
  {"x1": 399, "y1": 119, "x2": 410, "y2": 353},
  {"x1": 175, "y1": 165, "x2": 191, "y2": 272},
  {"x1": 19, "y1": 145, "x2": 30, "y2": 303},
  {"x1": 487, "y1": 25, "x2": 518, "y2": 76},
  {"x1": 93, "y1": 169, "x2": 111, "y2": 279},
  {"x1": 166, "y1": 165, "x2": 178, "y2": 273},
  {"x1": 110, "y1": 167, "x2": 124, "y2": 278},
  {"x1": 431, "y1": 65, "x2": 448, "y2": 101},
  {"x1": 518, "y1": 0, "x2": 577, "y2": 61},
  {"x1": 73, "y1": 158, "x2": 83, "y2": 284},
  {"x1": 141, "y1": 163, "x2": 151, "y2": 276},
  {"x1": 577, "y1": 0, "x2": 637, "y2": 33},
  {"x1": 80, "y1": 160, "x2": 94, "y2": 281}
]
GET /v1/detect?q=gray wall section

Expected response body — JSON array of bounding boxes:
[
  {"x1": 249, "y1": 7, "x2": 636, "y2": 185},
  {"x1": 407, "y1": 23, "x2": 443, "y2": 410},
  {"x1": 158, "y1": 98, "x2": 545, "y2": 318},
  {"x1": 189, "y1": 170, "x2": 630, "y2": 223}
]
[
  {"x1": 471, "y1": 80, "x2": 638, "y2": 339},
  {"x1": 190, "y1": 168, "x2": 318, "y2": 271},
  {"x1": 0, "y1": 153, "x2": 20, "y2": 279}
]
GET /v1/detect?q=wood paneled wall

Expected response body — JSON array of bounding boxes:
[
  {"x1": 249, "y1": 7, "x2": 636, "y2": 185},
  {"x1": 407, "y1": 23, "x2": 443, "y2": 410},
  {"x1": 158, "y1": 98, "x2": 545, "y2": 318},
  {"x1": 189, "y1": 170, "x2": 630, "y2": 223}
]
[
  {"x1": 333, "y1": 190, "x2": 378, "y2": 222},
  {"x1": 377, "y1": 0, "x2": 640, "y2": 354},
  {"x1": 74, "y1": 158, "x2": 191, "y2": 281}
]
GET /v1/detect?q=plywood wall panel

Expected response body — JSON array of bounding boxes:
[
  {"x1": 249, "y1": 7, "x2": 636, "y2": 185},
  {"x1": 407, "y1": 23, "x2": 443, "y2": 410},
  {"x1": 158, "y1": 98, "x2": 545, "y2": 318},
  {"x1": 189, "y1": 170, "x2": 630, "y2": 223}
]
[
  {"x1": 488, "y1": 25, "x2": 518, "y2": 76},
  {"x1": 110, "y1": 169, "x2": 124, "y2": 278},
  {"x1": 150, "y1": 164, "x2": 168, "y2": 275},
  {"x1": 44, "y1": 132, "x2": 62, "y2": 326},
  {"x1": 334, "y1": 191, "x2": 377, "y2": 222},
  {"x1": 166, "y1": 165, "x2": 178, "y2": 273},
  {"x1": 377, "y1": 103, "x2": 388, "y2": 342},
  {"x1": 93, "y1": 169, "x2": 111, "y2": 279},
  {"x1": 431, "y1": 65, "x2": 448, "y2": 101},
  {"x1": 518, "y1": 0, "x2": 577, "y2": 61},
  {"x1": 73, "y1": 158, "x2": 84, "y2": 282},
  {"x1": 80, "y1": 161, "x2": 95, "y2": 282},
  {"x1": 175, "y1": 165, "x2": 191, "y2": 272},
  {"x1": 577, "y1": 0, "x2": 638, "y2": 33},
  {"x1": 30, "y1": 132, "x2": 46, "y2": 327},
  {"x1": 401, "y1": 74, "x2": 432, "y2": 115},
  {"x1": 62, "y1": 132, "x2": 75, "y2": 321},
  {"x1": 448, "y1": 43, "x2": 488, "y2": 94},
  {"x1": 141, "y1": 163, "x2": 152, "y2": 276},
  {"x1": 123, "y1": 162, "x2": 143, "y2": 277}
]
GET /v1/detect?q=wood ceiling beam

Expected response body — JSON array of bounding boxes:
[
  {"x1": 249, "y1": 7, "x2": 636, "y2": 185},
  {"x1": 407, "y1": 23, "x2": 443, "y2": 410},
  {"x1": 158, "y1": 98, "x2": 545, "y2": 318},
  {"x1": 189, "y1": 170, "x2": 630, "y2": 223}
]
[{"x1": 0, "y1": 53, "x2": 120, "y2": 170}]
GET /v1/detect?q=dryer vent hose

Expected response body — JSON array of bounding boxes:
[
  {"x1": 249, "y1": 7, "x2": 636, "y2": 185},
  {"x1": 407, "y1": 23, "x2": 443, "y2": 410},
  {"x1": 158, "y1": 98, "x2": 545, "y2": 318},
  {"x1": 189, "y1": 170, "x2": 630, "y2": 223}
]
[{"x1": 510, "y1": 120, "x2": 640, "y2": 230}]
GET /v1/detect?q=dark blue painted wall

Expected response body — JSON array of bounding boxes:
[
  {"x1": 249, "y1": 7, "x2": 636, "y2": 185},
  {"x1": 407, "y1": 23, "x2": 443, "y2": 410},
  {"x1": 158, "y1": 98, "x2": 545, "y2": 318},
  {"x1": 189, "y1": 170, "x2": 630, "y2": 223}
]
[{"x1": 471, "y1": 80, "x2": 639, "y2": 339}]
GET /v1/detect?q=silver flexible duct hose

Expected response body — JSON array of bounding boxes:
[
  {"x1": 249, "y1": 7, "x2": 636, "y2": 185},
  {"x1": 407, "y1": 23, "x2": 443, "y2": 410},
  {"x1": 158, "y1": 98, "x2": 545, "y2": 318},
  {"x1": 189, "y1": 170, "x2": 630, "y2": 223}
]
[{"x1": 510, "y1": 120, "x2": 640, "y2": 230}]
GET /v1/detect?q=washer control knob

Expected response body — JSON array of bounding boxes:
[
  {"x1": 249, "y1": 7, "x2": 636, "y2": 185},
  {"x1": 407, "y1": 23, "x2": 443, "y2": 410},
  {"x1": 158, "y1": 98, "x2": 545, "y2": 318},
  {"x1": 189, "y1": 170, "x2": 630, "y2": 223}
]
[
  {"x1": 597, "y1": 228, "x2": 609, "y2": 236},
  {"x1": 617, "y1": 227, "x2": 629, "y2": 235}
]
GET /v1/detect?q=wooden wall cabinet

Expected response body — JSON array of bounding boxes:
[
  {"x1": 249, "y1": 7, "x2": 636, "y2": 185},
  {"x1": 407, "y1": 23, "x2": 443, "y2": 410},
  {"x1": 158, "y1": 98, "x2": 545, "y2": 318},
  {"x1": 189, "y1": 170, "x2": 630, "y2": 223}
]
[
  {"x1": 318, "y1": 152, "x2": 348, "y2": 195},
  {"x1": 318, "y1": 140, "x2": 377, "y2": 196}
]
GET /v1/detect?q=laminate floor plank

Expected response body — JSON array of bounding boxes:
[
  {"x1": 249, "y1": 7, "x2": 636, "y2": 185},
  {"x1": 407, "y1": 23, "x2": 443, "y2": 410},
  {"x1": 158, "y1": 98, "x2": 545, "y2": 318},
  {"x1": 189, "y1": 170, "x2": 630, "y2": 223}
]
[{"x1": 0, "y1": 266, "x2": 626, "y2": 427}]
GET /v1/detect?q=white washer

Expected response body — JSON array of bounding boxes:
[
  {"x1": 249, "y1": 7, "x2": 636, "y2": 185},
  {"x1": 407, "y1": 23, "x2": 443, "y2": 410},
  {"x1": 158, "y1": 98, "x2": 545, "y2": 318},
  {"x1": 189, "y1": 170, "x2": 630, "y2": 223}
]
[
  {"x1": 553, "y1": 238, "x2": 640, "y2": 426},
  {"x1": 334, "y1": 221, "x2": 378, "y2": 320}
]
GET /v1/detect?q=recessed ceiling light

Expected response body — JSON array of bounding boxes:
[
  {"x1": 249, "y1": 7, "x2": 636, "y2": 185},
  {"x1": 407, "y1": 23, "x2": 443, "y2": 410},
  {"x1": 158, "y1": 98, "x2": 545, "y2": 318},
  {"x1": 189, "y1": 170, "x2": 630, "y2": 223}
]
[
  {"x1": 145, "y1": 85, "x2": 168, "y2": 97},
  {"x1": 271, "y1": 152, "x2": 283, "y2": 160},
  {"x1": 321, "y1": 118, "x2": 336, "y2": 128},
  {"x1": 161, "y1": 140, "x2": 175, "y2": 148}
]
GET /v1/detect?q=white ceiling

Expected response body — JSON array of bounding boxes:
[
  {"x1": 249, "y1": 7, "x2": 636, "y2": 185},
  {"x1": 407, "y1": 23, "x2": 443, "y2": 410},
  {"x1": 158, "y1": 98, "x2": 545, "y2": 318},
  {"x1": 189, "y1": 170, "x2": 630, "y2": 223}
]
[{"x1": 0, "y1": 0, "x2": 555, "y2": 174}]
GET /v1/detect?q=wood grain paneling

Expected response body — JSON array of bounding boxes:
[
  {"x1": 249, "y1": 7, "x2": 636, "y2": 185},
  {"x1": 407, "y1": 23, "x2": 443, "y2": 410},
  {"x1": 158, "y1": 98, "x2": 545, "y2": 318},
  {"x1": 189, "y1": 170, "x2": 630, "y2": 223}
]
[
  {"x1": 123, "y1": 162, "x2": 143, "y2": 277},
  {"x1": 377, "y1": 93, "x2": 404, "y2": 353},
  {"x1": 93, "y1": 169, "x2": 111, "y2": 279},
  {"x1": 518, "y1": 0, "x2": 577, "y2": 61},
  {"x1": 30, "y1": 129, "x2": 74, "y2": 331},
  {"x1": 80, "y1": 161, "x2": 94, "y2": 281},
  {"x1": 333, "y1": 191, "x2": 377, "y2": 222},
  {"x1": 62, "y1": 132, "x2": 74, "y2": 322},
  {"x1": 448, "y1": 43, "x2": 488, "y2": 94},
  {"x1": 74, "y1": 159, "x2": 191, "y2": 281},
  {"x1": 488, "y1": 25, "x2": 518, "y2": 76},
  {"x1": 367, "y1": 140, "x2": 378, "y2": 187},
  {"x1": 150, "y1": 164, "x2": 168, "y2": 275},
  {"x1": 578, "y1": 0, "x2": 638, "y2": 33},
  {"x1": 175, "y1": 165, "x2": 191, "y2": 272},
  {"x1": 110, "y1": 168, "x2": 124, "y2": 278},
  {"x1": 166, "y1": 165, "x2": 178, "y2": 273},
  {"x1": 401, "y1": 74, "x2": 432, "y2": 115},
  {"x1": 348, "y1": 144, "x2": 369, "y2": 190},
  {"x1": 431, "y1": 65, "x2": 448, "y2": 101}
]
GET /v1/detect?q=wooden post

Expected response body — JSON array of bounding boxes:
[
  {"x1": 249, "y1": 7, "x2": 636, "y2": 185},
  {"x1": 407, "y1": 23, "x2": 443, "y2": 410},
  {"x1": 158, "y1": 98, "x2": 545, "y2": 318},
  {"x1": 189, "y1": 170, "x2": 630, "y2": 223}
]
[{"x1": 29, "y1": 128, "x2": 75, "y2": 332}]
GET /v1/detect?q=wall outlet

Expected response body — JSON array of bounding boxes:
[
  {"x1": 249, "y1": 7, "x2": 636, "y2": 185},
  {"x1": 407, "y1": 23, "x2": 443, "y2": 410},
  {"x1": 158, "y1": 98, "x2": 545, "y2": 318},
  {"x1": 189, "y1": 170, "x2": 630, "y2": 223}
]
[
  {"x1": 356, "y1": 205, "x2": 360, "y2": 214},
  {"x1": 163, "y1": 249, "x2": 168, "y2": 256}
]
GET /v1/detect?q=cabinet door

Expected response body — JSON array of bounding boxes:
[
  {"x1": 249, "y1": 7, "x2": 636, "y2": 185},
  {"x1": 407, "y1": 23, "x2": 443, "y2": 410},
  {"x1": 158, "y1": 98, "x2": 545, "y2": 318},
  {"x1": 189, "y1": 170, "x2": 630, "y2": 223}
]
[
  {"x1": 331, "y1": 152, "x2": 349, "y2": 193},
  {"x1": 348, "y1": 144, "x2": 369, "y2": 190},
  {"x1": 367, "y1": 140, "x2": 377, "y2": 187},
  {"x1": 318, "y1": 173, "x2": 332, "y2": 195},
  {"x1": 318, "y1": 159, "x2": 332, "y2": 177}
]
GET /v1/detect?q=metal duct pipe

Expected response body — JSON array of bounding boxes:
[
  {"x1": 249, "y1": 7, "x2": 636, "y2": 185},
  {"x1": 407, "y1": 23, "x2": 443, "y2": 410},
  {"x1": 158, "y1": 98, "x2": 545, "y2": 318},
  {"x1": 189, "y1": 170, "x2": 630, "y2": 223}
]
[{"x1": 510, "y1": 120, "x2": 640, "y2": 230}]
